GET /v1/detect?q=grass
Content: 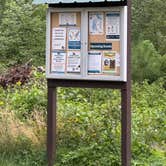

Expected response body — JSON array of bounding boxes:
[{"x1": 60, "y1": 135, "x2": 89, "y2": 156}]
[{"x1": 0, "y1": 110, "x2": 47, "y2": 166}]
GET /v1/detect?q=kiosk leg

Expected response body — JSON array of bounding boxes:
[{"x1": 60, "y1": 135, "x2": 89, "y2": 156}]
[
  {"x1": 121, "y1": 85, "x2": 131, "y2": 166},
  {"x1": 47, "y1": 85, "x2": 56, "y2": 166}
]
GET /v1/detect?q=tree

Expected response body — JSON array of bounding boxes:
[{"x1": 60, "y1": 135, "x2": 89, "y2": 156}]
[
  {"x1": 0, "y1": 0, "x2": 46, "y2": 65},
  {"x1": 132, "y1": 0, "x2": 166, "y2": 55},
  {"x1": 132, "y1": 40, "x2": 164, "y2": 82},
  {"x1": 0, "y1": 0, "x2": 6, "y2": 24}
]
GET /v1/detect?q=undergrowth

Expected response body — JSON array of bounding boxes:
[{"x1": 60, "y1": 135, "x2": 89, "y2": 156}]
[{"x1": 0, "y1": 69, "x2": 165, "y2": 165}]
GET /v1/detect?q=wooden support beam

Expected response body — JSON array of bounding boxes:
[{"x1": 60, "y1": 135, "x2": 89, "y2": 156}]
[{"x1": 47, "y1": 85, "x2": 57, "y2": 166}]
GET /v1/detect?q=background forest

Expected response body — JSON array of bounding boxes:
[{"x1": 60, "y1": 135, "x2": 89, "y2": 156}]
[{"x1": 0, "y1": 0, "x2": 166, "y2": 165}]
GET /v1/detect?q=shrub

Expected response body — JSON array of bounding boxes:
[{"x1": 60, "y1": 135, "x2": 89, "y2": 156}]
[
  {"x1": 0, "y1": 70, "x2": 165, "y2": 165},
  {"x1": 132, "y1": 40, "x2": 165, "y2": 82}
]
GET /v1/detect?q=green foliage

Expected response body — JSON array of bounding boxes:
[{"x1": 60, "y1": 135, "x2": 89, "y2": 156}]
[
  {"x1": 0, "y1": 68, "x2": 46, "y2": 119},
  {"x1": 160, "y1": 55, "x2": 166, "y2": 78},
  {"x1": 56, "y1": 88, "x2": 121, "y2": 165},
  {"x1": 0, "y1": 0, "x2": 46, "y2": 65},
  {"x1": 55, "y1": 80, "x2": 166, "y2": 165},
  {"x1": 132, "y1": 40, "x2": 165, "y2": 82},
  {"x1": 132, "y1": 0, "x2": 166, "y2": 55},
  {"x1": 10, "y1": 84, "x2": 46, "y2": 119},
  {"x1": 0, "y1": 0, "x2": 6, "y2": 24},
  {"x1": 0, "y1": 146, "x2": 46, "y2": 166},
  {"x1": 131, "y1": 80, "x2": 166, "y2": 165},
  {"x1": 0, "y1": 71, "x2": 166, "y2": 165},
  {"x1": 0, "y1": 71, "x2": 47, "y2": 165},
  {"x1": 1, "y1": 0, "x2": 165, "y2": 82},
  {"x1": 0, "y1": 0, "x2": 166, "y2": 165}
]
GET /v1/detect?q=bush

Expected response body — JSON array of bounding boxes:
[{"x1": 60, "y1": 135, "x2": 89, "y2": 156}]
[
  {"x1": 0, "y1": 70, "x2": 165, "y2": 165},
  {"x1": 0, "y1": 1, "x2": 46, "y2": 65},
  {"x1": 132, "y1": 40, "x2": 165, "y2": 83}
]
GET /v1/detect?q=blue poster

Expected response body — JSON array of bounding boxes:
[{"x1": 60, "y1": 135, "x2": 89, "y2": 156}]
[
  {"x1": 68, "y1": 28, "x2": 81, "y2": 50},
  {"x1": 68, "y1": 41, "x2": 81, "y2": 50},
  {"x1": 90, "y1": 43, "x2": 112, "y2": 50}
]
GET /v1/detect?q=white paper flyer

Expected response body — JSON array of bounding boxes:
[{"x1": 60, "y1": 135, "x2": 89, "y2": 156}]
[
  {"x1": 89, "y1": 12, "x2": 104, "y2": 35},
  {"x1": 59, "y1": 13, "x2": 76, "y2": 26},
  {"x1": 67, "y1": 51, "x2": 81, "y2": 73},
  {"x1": 106, "y1": 12, "x2": 120, "y2": 40},
  {"x1": 51, "y1": 51, "x2": 66, "y2": 73},
  {"x1": 52, "y1": 27, "x2": 66, "y2": 50},
  {"x1": 115, "y1": 52, "x2": 120, "y2": 67},
  {"x1": 88, "y1": 51, "x2": 102, "y2": 74}
]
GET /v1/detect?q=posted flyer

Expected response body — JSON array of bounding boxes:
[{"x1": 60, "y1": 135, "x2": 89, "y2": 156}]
[
  {"x1": 90, "y1": 43, "x2": 112, "y2": 50},
  {"x1": 88, "y1": 51, "x2": 102, "y2": 74},
  {"x1": 106, "y1": 12, "x2": 120, "y2": 40},
  {"x1": 115, "y1": 52, "x2": 120, "y2": 67},
  {"x1": 103, "y1": 51, "x2": 116, "y2": 73},
  {"x1": 51, "y1": 51, "x2": 66, "y2": 73},
  {"x1": 68, "y1": 28, "x2": 81, "y2": 50},
  {"x1": 89, "y1": 12, "x2": 104, "y2": 35},
  {"x1": 52, "y1": 27, "x2": 66, "y2": 50},
  {"x1": 59, "y1": 13, "x2": 76, "y2": 26},
  {"x1": 67, "y1": 51, "x2": 81, "y2": 73}
]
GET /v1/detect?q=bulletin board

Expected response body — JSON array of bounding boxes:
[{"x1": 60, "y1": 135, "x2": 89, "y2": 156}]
[
  {"x1": 50, "y1": 12, "x2": 82, "y2": 75},
  {"x1": 88, "y1": 12, "x2": 120, "y2": 76},
  {"x1": 46, "y1": 7, "x2": 127, "y2": 81}
]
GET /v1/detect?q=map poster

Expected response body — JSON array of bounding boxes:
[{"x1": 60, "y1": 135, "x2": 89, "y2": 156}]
[
  {"x1": 67, "y1": 51, "x2": 81, "y2": 73},
  {"x1": 103, "y1": 51, "x2": 116, "y2": 73},
  {"x1": 88, "y1": 51, "x2": 102, "y2": 74},
  {"x1": 59, "y1": 13, "x2": 76, "y2": 26},
  {"x1": 68, "y1": 28, "x2": 81, "y2": 50},
  {"x1": 89, "y1": 12, "x2": 104, "y2": 35},
  {"x1": 52, "y1": 27, "x2": 66, "y2": 50},
  {"x1": 106, "y1": 12, "x2": 120, "y2": 40},
  {"x1": 51, "y1": 51, "x2": 66, "y2": 73}
]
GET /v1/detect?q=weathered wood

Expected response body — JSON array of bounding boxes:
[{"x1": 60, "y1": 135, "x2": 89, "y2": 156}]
[
  {"x1": 121, "y1": 0, "x2": 131, "y2": 165},
  {"x1": 47, "y1": 85, "x2": 57, "y2": 166},
  {"x1": 47, "y1": 79, "x2": 125, "y2": 89}
]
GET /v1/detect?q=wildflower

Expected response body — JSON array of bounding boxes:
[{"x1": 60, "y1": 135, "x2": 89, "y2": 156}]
[
  {"x1": 16, "y1": 81, "x2": 21, "y2": 86},
  {"x1": 0, "y1": 101, "x2": 4, "y2": 106}
]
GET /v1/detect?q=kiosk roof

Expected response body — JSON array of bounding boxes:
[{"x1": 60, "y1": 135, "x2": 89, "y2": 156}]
[{"x1": 33, "y1": 0, "x2": 126, "y2": 5}]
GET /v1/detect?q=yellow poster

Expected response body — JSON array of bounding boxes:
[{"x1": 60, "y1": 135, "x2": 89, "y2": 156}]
[{"x1": 103, "y1": 51, "x2": 116, "y2": 73}]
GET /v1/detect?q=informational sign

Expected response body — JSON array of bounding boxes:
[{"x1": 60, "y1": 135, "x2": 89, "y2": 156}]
[
  {"x1": 90, "y1": 43, "x2": 112, "y2": 50},
  {"x1": 115, "y1": 53, "x2": 120, "y2": 67},
  {"x1": 67, "y1": 51, "x2": 81, "y2": 73},
  {"x1": 106, "y1": 12, "x2": 120, "y2": 40},
  {"x1": 52, "y1": 28, "x2": 66, "y2": 50},
  {"x1": 89, "y1": 13, "x2": 104, "y2": 35},
  {"x1": 103, "y1": 51, "x2": 116, "y2": 73},
  {"x1": 68, "y1": 28, "x2": 81, "y2": 50},
  {"x1": 47, "y1": 8, "x2": 127, "y2": 81},
  {"x1": 88, "y1": 51, "x2": 102, "y2": 73},
  {"x1": 51, "y1": 51, "x2": 66, "y2": 73},
  {"x1": 59, "y1": 13, "x2": 76, "y2": 26}
]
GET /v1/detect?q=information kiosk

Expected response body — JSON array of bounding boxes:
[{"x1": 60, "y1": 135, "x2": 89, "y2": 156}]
[{"x1": 33, "y1": 0, "x2": 131, "y2": 166}]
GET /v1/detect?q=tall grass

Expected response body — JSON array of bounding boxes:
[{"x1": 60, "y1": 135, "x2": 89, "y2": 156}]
[{"x1": 0, "y1": 109, "x2": 47, "y2": 166}]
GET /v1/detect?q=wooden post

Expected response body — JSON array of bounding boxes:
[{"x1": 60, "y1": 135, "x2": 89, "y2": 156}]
[
  {"x1": 121, "y1": 0, "x2": 131, "y2": 165},
  {"x1": 121, "y1": 84, "x2": 131, "y2": 166},
  {"x1": 47, "y1": 81, "x2": 56, "y2": 166}
]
